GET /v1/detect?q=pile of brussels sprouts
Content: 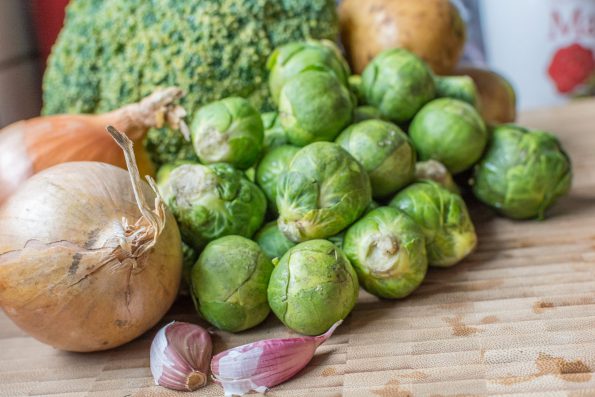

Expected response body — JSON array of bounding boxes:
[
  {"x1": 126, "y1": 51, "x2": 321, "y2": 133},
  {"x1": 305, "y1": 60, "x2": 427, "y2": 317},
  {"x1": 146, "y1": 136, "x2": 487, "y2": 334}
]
[{"x1": 157, "y1": 40, "x2": 572, "y2": 335}]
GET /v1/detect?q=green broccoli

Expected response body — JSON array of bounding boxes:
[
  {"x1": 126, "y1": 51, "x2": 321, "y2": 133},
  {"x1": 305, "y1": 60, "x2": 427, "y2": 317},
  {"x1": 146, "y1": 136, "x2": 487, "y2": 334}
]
[{"x1": 43, "y1": 0, "x2": 339, "y2": 166}]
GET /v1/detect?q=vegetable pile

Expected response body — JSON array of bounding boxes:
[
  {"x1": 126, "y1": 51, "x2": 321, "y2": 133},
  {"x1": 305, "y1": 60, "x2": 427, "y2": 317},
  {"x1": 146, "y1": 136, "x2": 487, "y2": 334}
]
[
  {"x1": 146, "y1": 40, "x2": 569, "y2": 394},
  {"x1": 0, "y1": 3, "x2": 574, "y2": 395}
]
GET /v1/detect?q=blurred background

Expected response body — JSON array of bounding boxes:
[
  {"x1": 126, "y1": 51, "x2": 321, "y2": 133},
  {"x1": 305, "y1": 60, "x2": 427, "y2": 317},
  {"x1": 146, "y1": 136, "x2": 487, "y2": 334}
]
[
  {"x1": 0, "y1": 0, "x2": 67, "y2": 127},
  {"x1": 0, "y1": 0, "x2": 593, "y2": 128}
]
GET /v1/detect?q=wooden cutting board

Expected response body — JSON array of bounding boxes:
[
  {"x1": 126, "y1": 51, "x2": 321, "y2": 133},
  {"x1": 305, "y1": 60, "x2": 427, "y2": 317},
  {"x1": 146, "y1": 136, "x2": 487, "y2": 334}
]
[{"x1": 1, "y1": 100, "x2": 594, "y2": 397}]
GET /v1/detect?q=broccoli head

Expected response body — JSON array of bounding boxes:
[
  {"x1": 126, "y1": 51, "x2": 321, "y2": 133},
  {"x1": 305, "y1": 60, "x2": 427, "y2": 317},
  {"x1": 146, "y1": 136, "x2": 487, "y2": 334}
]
[{"x1": 43, "y1": 0, "x2": 339, "y2": 166}]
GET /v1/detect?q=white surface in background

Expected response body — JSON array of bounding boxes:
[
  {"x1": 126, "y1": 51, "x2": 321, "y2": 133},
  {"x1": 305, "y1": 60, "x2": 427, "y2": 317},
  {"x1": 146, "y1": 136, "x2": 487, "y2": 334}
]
[{"x1": 480, "y1": 0, "x2": 595, "y2": 110}]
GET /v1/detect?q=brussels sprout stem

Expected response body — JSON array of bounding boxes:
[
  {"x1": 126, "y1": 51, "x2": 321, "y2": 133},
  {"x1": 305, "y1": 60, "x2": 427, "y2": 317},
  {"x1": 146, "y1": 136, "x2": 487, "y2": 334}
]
[{"x1": 366, "y1": 234, "x2": 400, "y2": 273}]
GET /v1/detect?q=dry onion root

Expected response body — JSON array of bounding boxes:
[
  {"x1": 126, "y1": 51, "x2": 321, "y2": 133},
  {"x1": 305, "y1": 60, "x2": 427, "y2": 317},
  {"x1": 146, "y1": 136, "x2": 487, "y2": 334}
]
[{"x1": 0, "y1": 126, "x2": 182, "y2": 352}]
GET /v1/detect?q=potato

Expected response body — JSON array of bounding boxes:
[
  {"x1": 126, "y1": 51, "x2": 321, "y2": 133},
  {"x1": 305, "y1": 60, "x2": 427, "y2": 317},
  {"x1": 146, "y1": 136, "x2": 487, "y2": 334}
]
[
  {"x1": 339, "y1": 0, "x2": 466, "y2": 75},
  {"x1": 454, "y1": 66, "x2": 517, "y2": 124}
]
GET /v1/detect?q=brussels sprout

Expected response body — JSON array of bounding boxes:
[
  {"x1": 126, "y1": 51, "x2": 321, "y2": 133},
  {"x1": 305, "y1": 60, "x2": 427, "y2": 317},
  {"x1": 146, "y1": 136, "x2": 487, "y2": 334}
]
[
  {"x1": 190, "y1": 97, "x2": 263, "y2": 170},
  {"x1": 349, "y1": 74, "x2": 366, "y2": 105},
  {"x1": 353, "y1": 106, "x2": 383, "y2": 123},
  {"x1": 389, "y1": 181, "x2": 477, "y2": 267},
  {"x1": 472, "y1": 125, "x2": 572, "y2": 219},
  {"x1": 256, "y1": 145, "x2": 300, "y2": 214},
  {"x1": 191, "y1": 236, "x2": 273, "y2": 332},
  {"x1": 343, "y1": 207, "x2": 427, "y2": 299},
  {"x1": 409, "y1": 98, "x2": 488, "y2": 174},
  {"x1": 434, "y1": 75, "x2": 479, "y2": 107},
  {"x1": 181, "y1": 241, "x2": 199, "y2": 288},
  {"x1": 279, "y1": 71, "x2": 354, "y2": 146},
  {"x1": 415, "y1": 160, "x2": 460, "y2": 194},
  {"x1": 244, "y1": 167, "x2": 256, "y2": 183},
  {"x1": 327, "y1": 234, "x2": 345, "y2": 250},
  {"x1": 366, "y1": 199, "x2": 381, "y2": 212},
  {"x1": 267, "y1": 40, "x2": 351, "y2": 104},
  {"x1": 327, "y1": 200, "x2": 380, "y2": 250},
  {"x1": 156, "y1": 160, "x2": 196, "y2": 194},
  {"x1": 276, "y1": 142, "x2": 372, "y2": 242},
  {"x1": 362, "y1": 48, "x2": 436, "y2": 123},
  {"x1": 160, "y1": 163, "x2": 267, "y2": 249},
  {"x1": 267, "y1": 239, "x2": 359, "y2": 335},
  {"x1": 254, "y1": 221, "x2": 296, "y2": 260},
  {"x1": 336, "y1": 120, "x2": 416, "y2": 198},
  {"x1": 261, "y1": 112, "x2": 289, "y2": 151}
]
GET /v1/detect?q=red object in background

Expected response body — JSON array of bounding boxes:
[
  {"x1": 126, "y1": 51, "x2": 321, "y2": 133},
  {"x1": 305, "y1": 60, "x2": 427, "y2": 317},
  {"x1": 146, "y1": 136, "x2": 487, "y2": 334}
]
[
  {"x1": 29, "y1": 0, "x2": 69, "y2": 69},
  {"x1": 548, "y1": 43, "x2": 595, "y2": 94}
]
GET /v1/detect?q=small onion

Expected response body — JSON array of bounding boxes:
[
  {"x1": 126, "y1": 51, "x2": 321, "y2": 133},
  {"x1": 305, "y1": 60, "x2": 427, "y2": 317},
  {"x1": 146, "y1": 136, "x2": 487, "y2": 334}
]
[
  {"x1": 0, "y1": 126, "x2": 182, "y2": 352},
  {"x1": 0, "y1": 87, "x2": 188, "y2": 205}
]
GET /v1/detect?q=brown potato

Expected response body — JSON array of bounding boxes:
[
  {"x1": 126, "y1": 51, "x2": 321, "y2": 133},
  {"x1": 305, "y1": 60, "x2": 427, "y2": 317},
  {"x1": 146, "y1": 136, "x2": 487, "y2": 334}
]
[
  {"x1": 454, "y1": 66, "x2": 517, "y2": 124},
  {"x1": 339, "y1": 0, "x2": 466, "y2": 74}
]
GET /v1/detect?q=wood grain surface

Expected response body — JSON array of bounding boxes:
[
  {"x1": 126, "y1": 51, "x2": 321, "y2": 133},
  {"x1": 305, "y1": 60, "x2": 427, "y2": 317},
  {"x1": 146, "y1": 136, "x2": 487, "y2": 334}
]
[{"x1": 1, "y1": 100, "x2": 594, "y2": 397}]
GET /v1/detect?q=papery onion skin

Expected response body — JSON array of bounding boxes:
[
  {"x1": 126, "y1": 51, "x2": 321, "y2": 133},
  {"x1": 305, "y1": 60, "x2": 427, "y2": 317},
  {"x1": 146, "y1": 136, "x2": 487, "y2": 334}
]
[{"x1": 0, "y1": 162, "x2": 182, "y2": 352}]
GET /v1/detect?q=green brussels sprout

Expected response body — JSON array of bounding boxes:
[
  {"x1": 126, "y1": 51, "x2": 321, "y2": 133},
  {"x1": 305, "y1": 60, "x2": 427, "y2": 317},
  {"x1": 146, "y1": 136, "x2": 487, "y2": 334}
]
[
  {"x1": 343, "y1": 207, "x2": 427, "y2": 299},
  {"x1": 256, "y1": 145, "x2": 300, "y2": 214},
  {"x1": 267, "y1": 40, "x2": 351, "y2": 105},
  {"x1": 160, "y1": 163, "x2": 267, "y2": 249},
  {"x1": 244, "y1": 167, "x2": 256, "y2": 183},
  {"x1": 261, "y1": 112, "x2": 289, "y2": 151},
  {"x1": 349, "y1": 74, "x2": 366, "y2": 105},
  {"x1": 191, "y1": 236, "x2": 273, "y2": 332},
  {"x1": 190, "y1": 97, "x2": 263, "y2": 170},
  {"x1": 327, "y1": 200, "x2": 380, "y2": 250},
  {"x1": 415, "y1": 160, "x2": 460, "y2": 195},
  {"x1": 389, "y1": 181, "x2": 477, "y2": 267},
  {"x1": 434, "y1": 75, "x2": 479, "y2": 108},
  {"x1": 181, "y1": 241, "x2": 199, "y2": 289},
  {"x1": 336, "y1": 120, "x2": 416, "y2": 198},
  {"x1": 364, "y1": 200, "x2": 381, "y2": 214},
  {"x1": 327, "y1": 234, "x2": 345, "y2": 250},
  {"x1": 353, "y1": 106, "x2": 383, "y2": 123},
  {"x1": 254, "y1": 221, "x2": 296, "y2": 260},
  {"x1": 156, "y1": 160, "x2": 196, "y2": 193},
  {"x1": 409, "y1": 98, "x2": 488, "y2": 174},
  {"x1": 276, "y1": 142, "x2": 372, "y2": 242},
  {"x1": 267, "y1": 239, "x2": 359, "y2": 335},
  {"x1": 362, "y1": 48, "x2": 436, "y2": 123},
  {"x1": 279, "y1": 71, "x2": 354, "y2": 146},
  {"x1": 472, "y1": 125, "x2": 572, "y2": 219}
]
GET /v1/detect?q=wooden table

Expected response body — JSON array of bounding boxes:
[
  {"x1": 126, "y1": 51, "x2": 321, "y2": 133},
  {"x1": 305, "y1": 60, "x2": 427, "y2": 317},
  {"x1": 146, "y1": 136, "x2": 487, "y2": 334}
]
[{"x1": 1, "y1": 100, "x2": 594, "y2": 397}]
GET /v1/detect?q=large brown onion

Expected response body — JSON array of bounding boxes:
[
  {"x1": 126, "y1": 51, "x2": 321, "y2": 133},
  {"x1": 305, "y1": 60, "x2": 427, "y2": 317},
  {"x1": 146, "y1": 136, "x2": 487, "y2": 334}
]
[{"x1": 0, "y1": 126, "x2": 182, "y2": 352}]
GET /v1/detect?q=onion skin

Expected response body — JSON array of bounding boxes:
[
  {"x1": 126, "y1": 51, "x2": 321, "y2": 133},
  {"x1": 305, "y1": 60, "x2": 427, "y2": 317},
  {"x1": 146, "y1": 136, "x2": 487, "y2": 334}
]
[
  {"x1": 0, "y1": 87, "x2": 186, "y2": 205},
  {"x1": 339, "y1": 0, "x2": 466, "y2": 75},
  {"x1": 0, "y1": 161, "x2": 182, "y2": 352}
]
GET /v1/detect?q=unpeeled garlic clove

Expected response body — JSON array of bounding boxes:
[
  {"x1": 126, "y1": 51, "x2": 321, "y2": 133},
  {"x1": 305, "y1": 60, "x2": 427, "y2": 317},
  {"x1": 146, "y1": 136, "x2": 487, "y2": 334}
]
[
  {"x1": 211, "y1": 321, "x2": 342, "y2": 396},
  {"x1": 150, "y1": 321, "x2": 212, "y2": 391}
]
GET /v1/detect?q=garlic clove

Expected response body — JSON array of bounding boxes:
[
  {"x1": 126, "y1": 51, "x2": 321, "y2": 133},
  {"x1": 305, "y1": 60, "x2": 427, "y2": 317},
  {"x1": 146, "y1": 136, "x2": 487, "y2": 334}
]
[
  {"x1": 211, "y1": 320, "x2": 342, "y2": 396},
  {"x1": 150, "y1": 321, "x2": 212, "y2": 391}
]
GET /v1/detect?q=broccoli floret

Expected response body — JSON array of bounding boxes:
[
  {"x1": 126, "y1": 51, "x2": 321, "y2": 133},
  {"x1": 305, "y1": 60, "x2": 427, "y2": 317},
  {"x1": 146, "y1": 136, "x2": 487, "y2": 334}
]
[{"x1": 43, "y1": 0, "x2": 339, "y2": 166}]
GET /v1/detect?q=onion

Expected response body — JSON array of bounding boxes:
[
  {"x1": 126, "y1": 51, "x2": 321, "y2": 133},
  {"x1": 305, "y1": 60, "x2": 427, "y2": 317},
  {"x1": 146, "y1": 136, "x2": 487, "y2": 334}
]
[
  {"x1": 0, "y1": 126, "x2": 182, "y2": 352},
  {"x1": 0, "y1": 87, "x2": 188, "y2": 205}
]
